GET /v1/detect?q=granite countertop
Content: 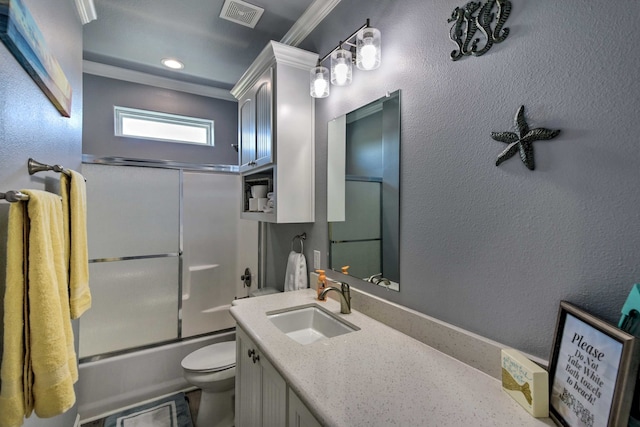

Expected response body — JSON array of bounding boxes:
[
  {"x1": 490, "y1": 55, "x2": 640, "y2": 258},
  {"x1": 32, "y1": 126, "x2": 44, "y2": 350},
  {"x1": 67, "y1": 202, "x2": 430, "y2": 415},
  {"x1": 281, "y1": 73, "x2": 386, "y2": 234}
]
[{"x1": 230, "y1": 289, "x2": 555, "y2": 427}]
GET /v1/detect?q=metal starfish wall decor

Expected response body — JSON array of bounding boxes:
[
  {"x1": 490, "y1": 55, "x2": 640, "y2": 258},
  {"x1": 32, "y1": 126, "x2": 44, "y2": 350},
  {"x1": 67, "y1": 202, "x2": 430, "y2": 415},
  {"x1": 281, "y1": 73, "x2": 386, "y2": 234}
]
[
  {"x1": 447, "y1": 0, "x2": 511, "y2": 61},
  {"x1": 491, "y1": 106, "x2": 561, "y2": 171}
]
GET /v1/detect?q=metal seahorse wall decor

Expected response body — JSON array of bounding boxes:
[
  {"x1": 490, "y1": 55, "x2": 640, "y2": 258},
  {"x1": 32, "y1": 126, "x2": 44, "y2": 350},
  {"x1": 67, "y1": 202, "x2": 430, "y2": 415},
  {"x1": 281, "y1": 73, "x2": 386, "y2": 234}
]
[{"x1": 447, "y1": 0, "x2": 512, "y2": 61}]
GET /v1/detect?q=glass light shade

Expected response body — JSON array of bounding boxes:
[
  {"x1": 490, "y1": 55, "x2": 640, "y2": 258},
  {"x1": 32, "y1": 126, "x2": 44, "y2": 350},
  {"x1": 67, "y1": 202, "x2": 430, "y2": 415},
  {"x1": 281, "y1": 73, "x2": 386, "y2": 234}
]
[
  {"x1": 356, "y1": 27, "x2": 381, "y2": 70},
  {"x1": 310, "y1": 66, "x2": 330, "y2": 98},
  {"x1": 330, "y1": 48, "x2": 352, "y2": 86}
]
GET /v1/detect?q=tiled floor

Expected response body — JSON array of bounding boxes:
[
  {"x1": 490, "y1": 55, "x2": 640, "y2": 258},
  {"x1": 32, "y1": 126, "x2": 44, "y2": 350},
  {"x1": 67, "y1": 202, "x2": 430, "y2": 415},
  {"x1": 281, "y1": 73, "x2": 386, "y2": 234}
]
[{"x1": 80, "y1": 389, "x2": 201, "y2": 427}]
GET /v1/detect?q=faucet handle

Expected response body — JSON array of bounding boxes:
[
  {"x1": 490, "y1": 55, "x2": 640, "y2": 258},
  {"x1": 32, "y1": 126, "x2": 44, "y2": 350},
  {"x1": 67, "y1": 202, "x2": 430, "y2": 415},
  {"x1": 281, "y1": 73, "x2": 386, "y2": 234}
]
[{"x1": 367, "y1": 273, "x2": 382, "y2": 283}]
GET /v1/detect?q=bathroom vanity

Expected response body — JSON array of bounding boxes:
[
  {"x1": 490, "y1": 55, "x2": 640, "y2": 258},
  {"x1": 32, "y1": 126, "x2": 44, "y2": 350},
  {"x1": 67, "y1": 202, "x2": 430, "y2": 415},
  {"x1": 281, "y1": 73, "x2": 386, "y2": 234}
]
[
  {"x1": 235, "y1": 326, "x2": 321, "y2": 427},
  {"x1": 230, "y1": 289, "x2": 555, "y2": 426}
]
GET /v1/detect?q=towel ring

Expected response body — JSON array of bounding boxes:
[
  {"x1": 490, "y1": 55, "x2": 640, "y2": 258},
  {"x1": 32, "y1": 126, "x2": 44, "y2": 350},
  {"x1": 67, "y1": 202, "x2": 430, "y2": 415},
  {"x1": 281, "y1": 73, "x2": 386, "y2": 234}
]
[{"x1": 291, "y1": 233, "x2": 306, "y2": 254}]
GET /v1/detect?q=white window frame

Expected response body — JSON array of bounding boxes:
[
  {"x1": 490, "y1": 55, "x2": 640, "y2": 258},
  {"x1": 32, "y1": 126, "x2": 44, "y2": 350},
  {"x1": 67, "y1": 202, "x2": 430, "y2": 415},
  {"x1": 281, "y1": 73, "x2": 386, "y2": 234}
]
[{"x1": 114, "y1": 106, "x2": 214, "y2": 146}]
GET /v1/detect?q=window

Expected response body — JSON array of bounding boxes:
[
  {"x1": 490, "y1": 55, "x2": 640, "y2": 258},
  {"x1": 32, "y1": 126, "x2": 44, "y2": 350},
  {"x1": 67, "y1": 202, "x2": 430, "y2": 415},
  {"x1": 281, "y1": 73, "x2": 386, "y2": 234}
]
[{"x1": 114, "y1": 106, "x2": 214, "y2": 146}]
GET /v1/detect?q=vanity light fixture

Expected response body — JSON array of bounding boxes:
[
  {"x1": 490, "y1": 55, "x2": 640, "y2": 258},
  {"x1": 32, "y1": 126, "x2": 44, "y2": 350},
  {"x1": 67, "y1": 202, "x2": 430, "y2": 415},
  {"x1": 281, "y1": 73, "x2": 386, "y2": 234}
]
[
  {"x1": 356, "y1": 26, "x2": 381, "y2": 70},
  {"x1": 310, "y1": 19, "x2": 381, "y2": 98},
  {"x1": 310, "y1": 65, "x2": 330, "y2": 98},
  {"x1": 161, "y1": 58, "x2": 185, "y2": 70},
  {"x1": 331, "y1": 47, "x2": 352, "y2": 86}
]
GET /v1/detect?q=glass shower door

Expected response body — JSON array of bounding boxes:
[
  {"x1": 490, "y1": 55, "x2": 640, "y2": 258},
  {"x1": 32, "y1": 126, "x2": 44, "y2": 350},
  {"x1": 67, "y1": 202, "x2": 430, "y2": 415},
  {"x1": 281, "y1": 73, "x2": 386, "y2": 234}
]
[{"x1": 79, "y1": 164, "x2": 180, "y2": 358}]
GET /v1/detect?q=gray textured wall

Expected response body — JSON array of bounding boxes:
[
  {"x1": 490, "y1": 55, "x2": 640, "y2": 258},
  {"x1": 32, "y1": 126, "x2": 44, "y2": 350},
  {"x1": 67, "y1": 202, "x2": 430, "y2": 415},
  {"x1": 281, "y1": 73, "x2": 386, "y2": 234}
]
[
  {"x1": 82, "y1": 74, "x2": 238, "y2": 165},
  {"x1": 265, "y1": 0, "x2": 640, "y2": 360},
  {"x1": 0, "y1": 0, "x2": 82, "y2": 425}
]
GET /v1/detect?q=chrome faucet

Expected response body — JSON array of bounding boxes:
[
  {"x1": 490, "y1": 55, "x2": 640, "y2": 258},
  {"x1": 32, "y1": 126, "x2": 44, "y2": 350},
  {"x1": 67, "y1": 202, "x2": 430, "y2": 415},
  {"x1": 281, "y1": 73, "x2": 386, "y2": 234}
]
[{"x1": 319, "y1": 282, "x2": 351, "y2": 314}]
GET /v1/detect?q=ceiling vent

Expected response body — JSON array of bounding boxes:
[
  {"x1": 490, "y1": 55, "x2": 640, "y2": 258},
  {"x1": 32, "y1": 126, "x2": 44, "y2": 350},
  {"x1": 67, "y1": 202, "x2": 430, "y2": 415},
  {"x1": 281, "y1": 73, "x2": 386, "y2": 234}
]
[{"x1": 220, "y1": 0, "x2": 264, "y2": 29}]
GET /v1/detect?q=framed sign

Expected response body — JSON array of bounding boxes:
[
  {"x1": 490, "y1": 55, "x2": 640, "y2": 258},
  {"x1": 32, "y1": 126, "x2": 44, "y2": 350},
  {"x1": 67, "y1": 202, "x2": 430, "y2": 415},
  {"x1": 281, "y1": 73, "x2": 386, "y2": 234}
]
[{"x1": 548, "y1": 301, "x2": 640, "y2": 427}]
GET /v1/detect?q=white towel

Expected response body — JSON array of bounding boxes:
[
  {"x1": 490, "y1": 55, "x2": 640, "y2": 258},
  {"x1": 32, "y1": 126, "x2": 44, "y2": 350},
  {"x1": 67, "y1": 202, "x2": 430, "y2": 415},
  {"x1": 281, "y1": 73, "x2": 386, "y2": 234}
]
[{"x1": 284, "y1": 251, "x2": 307, "y2": 291}]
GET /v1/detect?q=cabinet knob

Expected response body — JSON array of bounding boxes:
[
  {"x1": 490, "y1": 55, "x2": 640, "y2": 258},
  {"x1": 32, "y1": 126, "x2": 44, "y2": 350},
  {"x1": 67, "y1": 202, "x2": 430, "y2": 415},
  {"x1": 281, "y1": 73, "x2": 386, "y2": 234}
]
[
  {"x1": 248, "y1": 349, "x2": 256, "y2": 358},
  {"x1": 252, "y1": 354, "x2": 260, "y2": 363},
  {"x1": 248, "y1": 161, "x2": 257, "y2": 166}
]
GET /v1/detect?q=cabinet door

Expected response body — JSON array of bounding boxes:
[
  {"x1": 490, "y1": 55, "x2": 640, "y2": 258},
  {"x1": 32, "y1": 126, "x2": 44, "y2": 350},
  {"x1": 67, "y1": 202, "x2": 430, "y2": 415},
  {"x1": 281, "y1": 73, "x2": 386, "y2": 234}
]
[
  {"x1": 261, "y1": 356, "x2": 287, "y2": 427},
  {"x1": 239, "y1": 97, "x2": 255, "y2": 171},
  {"x1": 239, "y1": 67, "x2": 273, "y2": 173},
  {"x1": 236, "y1": 328, "x2": 262, "y2": 427},
  {"x1": 289, "y1": 389, "x2": 322, "y2": 427},
  {"x1": 253, "y1": 67, "x2": 273, "y2": 168}
]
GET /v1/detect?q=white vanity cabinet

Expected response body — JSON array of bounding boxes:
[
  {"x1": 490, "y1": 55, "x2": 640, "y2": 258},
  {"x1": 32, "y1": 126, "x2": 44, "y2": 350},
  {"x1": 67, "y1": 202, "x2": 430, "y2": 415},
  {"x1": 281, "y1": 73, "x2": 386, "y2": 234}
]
[
  {"x1": 231, "y1": 41, "x2": 317, "y2": 223},
  {"x1": 235, "y1": 326, "x2": 321, "y2": 427},
  {"x1": 289, "y1": 389, "x2": 322, "y2": 427},
  {"x1": 235, "y1": 326, "x2": 287, "y2": 426}
]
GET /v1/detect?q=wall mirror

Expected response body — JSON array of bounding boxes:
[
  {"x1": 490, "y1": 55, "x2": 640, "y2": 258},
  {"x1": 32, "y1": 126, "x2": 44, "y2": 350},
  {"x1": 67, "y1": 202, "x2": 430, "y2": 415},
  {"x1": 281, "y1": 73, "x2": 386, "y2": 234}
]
[{"x1": 327, "y1": 90, "x2": 401, "y2": 291}]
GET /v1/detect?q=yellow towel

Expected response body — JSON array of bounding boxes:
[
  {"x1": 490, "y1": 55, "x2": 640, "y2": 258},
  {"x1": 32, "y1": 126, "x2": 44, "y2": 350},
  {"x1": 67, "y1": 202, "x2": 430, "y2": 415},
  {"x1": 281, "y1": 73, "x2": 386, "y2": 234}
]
[
  {"x1": 0, "y1": 190, "x2": 77, "y2": 426},
  {"x1": 0, "y1": 201, "x2": 28, "y2": 427},
  {"x1": 60, "y1": 170, "x2": 91, "y2": 319}
]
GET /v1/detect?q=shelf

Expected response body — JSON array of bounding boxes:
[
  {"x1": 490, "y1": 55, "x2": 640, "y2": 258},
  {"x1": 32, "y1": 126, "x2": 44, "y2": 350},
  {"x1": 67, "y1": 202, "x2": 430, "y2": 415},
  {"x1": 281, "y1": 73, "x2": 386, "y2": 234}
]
[{"x1": 241, "y1": 211, "x2": 277, "y2": 222}]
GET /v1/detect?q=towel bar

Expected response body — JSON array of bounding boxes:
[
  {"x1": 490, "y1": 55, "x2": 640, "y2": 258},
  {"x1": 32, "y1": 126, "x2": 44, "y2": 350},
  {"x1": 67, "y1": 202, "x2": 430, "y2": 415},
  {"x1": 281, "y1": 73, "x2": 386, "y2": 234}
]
[
  {"x1": 0, "y1": 190, "x2": 29, "y2": 202},
  {"x1": 28, "y1": 157, "x2": 72, "y2": 177}
]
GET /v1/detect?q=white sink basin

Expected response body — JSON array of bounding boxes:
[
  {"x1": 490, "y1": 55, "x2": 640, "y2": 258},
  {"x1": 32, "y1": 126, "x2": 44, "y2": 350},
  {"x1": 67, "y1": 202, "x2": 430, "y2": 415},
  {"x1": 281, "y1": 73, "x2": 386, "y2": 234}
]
[{"x1": 267, "y1": 303, "x2": 359, "y2": 345}]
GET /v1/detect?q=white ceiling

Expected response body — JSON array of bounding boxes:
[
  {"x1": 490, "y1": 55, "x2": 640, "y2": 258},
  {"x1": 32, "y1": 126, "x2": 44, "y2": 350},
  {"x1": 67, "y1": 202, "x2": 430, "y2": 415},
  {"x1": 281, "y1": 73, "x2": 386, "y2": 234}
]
[{"x1": 82, "y1": 0, "x2": 326, "y2": 94}]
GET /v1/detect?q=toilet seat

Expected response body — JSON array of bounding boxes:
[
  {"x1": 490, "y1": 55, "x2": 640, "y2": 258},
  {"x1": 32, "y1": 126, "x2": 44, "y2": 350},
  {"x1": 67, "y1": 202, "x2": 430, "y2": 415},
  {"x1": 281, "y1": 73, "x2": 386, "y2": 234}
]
[{"x1": 181, "y1": 341, "x2": 236, "y2": 373}]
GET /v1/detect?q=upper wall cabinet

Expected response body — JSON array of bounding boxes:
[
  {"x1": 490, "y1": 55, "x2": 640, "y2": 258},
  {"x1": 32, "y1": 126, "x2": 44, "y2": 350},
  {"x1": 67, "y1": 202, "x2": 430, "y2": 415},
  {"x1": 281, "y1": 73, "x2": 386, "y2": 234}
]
[
  {"x1": 238, "y1": 67, "x2": 273, "y2": 172},
  {"x1": 231, "y1": 41, "x2": 318, "y2": 223}
]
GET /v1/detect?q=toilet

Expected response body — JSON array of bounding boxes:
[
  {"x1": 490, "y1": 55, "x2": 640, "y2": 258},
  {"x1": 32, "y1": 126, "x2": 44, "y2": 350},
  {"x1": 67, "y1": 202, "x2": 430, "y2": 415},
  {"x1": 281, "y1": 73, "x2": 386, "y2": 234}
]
[{"x1": 181, "y1": 341, "x2": 236, "y2": 427}]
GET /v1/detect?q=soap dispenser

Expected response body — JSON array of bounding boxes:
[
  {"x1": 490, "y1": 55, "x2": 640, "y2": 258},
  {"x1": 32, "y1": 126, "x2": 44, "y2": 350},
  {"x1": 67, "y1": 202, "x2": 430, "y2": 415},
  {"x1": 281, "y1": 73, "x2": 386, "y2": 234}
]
[{"x1": 316, "y1": 269, "x2": 327, "y2": 301}]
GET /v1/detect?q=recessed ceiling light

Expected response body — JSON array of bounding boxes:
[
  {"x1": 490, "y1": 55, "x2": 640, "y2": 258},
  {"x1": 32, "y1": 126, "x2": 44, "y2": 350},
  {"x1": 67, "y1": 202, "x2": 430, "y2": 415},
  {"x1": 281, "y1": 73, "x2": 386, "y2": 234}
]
[{"x1": 161, "y1": 58, "x2": 184, "y2": 70}]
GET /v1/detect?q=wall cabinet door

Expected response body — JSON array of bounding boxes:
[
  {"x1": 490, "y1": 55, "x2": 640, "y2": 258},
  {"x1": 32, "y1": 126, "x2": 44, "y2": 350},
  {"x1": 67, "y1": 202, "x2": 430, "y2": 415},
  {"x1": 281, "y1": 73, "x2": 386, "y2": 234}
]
[
  {"x1": 238, "y1": 68, "x2": 273, "y2": 173},
  {"x1": 238, "y1": 97, "x2": 255, "y2": 170},
  {"x1": 235, "y1": 327, "x2": 287, "y2": 427}
]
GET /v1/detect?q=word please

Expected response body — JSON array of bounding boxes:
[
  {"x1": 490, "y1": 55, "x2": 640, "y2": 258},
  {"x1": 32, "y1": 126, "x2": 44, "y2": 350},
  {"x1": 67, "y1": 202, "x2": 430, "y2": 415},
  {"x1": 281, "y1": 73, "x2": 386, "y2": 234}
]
[{"x1": 571, "y1": 333, "x2": 605, "y2": 361}]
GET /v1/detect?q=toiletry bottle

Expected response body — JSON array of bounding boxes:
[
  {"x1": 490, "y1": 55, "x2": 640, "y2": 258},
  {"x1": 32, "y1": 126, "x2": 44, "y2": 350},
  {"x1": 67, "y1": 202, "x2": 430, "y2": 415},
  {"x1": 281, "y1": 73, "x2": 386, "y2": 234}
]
[{"x1": 316, "y1": 269, "x2": 327, "y2": 301}]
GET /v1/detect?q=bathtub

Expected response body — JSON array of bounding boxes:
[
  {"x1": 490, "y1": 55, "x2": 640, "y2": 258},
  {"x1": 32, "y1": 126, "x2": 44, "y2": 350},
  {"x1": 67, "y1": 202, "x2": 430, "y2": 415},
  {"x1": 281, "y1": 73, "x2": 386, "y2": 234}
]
[{"x1": 77, "y1": 330, "x2": 235, "y2": 421}]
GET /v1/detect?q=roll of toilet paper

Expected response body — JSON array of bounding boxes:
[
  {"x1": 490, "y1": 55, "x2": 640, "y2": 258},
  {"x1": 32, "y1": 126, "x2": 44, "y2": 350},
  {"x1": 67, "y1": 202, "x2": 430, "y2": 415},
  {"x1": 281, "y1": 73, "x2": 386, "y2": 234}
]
[{"x1": 251, "y1": 185, "x2": 268, "y2": 198}]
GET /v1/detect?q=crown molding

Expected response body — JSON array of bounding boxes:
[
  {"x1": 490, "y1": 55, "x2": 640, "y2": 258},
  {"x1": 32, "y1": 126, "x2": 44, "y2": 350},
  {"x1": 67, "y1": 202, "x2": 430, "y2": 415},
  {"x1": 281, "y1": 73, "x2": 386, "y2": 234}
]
[
  {"x1": 74, "y1": 0, "x2": 97, "y2": 25},
  {"x1": 271, "y1": 41, "x2": 319, "y2": 70},
  {"x1": 82, "y1": 61, "x2": 236, "y2": 101},
  {"x1": 280, "y1": 0, "x2": 342, "y2": 46},
  {"x1": 230, "y1": 41, "x2": 317, "y2": 99}
]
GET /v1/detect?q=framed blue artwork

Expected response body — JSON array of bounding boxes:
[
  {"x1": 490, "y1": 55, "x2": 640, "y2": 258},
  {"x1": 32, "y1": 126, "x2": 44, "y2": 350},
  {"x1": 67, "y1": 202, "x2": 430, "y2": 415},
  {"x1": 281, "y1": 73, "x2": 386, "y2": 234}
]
[{"x1": 0, "y1": 0, "x2": 72, "y2": 117}]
